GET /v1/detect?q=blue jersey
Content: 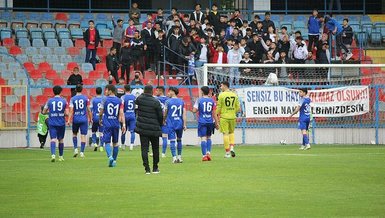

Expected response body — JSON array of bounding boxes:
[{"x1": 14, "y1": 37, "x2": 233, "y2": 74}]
[
  {"x1": 70, "y1": 94, "x2": 89, "y2": 123},
  {"x1": 156, "y1": 95, "x2": 169, "y2": 112},
  {"x1": 90, "y1": 96, "x2": 103, "y2": 123},
  {"x1": 121, "y1": 93, "x2": 136, "y2": 119},
  {"x1": 298, "y1": 97, "x2": 311, "y2": 121},
  {"x1": 165, "y1": 98, "x2": 184, "y2": 130},
  {"x1": 326, "y1": 18, "x2": 343, "y2": 34},
  {"x1": 194, "y1": 97, "x2": 216, "y2": 124},
  {"x1": 102, "y1": 96, "x2": 123, "y2": 128},
  {"x1": 45, "y1": 96, "x2": 67, "y2": 126}
]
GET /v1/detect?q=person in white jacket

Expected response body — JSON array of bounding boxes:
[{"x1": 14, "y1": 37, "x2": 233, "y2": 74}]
[{"x1": 227, "y1": 42, "x2": 243, "y2": 86}]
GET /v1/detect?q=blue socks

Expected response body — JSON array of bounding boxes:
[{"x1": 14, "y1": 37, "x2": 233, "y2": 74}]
[
  {"x1": 113, "y1": 146, "x2": 119, "y2": 160},
  {"x1": 201, "y1": 140, "x2": 207, "y2": 156},
  {"x1": 303, "y1": 134, "x2": 309, "y2": 145},
  {"x1": 130, "y1": 131, "x2": 135, "y2": 144},
  {"x1": 177, "y1": 139, "x2": 182, "y2": 156},
  {"x1": 80, "y1": 142, "x2": 85, "y2": 153},
  {"x1": 105, "y1": 143, "x2": 112, "y2": 158},
  {"x1": 170, "y1": 140, "x2": 176, "y2": 157},
  {"x1": 73, "y1": 137, "x2": 78, "y2": 149},
  {"x1": 92, "y1": 133, "x2": 97, "y2": 144},
  {"x1": 50, "y1": 141, "x2": 56, "y2": 155},
  {"x1": 162, "y1": 137, "x2": 167, "y2": 154},
  {"x1": 121, "y1": 132, "x2": 126, "y2": 145},
  {"x1": 207, "y1": 139, "x2": 212, "y2": 153},
  {"x1": 58, "y1": 143, "x2": 64, "y2": 156}
]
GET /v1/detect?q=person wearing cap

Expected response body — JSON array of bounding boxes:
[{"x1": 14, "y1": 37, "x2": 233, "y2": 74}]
[
  {"x1": 112, "y1": 16, "x2": 124, "y2": 59},
  {"x1": 135, "y1": 85, "x2": 163, "y2": 174}
]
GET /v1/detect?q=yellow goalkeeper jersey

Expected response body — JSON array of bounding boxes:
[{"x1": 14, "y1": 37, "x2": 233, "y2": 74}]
[{"x1": 216, "y1": 90, "x2": 240, "y2": 120}]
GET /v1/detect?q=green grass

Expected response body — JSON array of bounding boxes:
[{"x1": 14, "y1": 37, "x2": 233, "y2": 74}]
[{"x1": 0, "y1": 145, "x2": 385, "y2": 217}]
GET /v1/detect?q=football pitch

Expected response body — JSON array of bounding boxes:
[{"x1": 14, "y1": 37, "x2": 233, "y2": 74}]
[{"x1": 0, "y1": 145, "x2": 384, "y2": 217}]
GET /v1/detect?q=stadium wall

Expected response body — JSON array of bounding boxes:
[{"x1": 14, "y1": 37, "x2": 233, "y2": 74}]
[{"x1": 1, "y1": 128, "x2": 384, "y2": 148}]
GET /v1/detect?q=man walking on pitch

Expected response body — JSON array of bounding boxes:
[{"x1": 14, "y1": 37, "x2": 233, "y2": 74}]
[
  {"x1": 289, "y1": 88, "x2": 312, "y2": 150},
  {"x1": 120, "y1": 85, "x2": 137, "y2": 151},
  {"x1": 164, "y1": 87, "x2": 187, "y2": 163},
  {"x1": 216, "y1": 81, "x2": 240, "y2": 158},
  {"x1": 155, "y1": 86, "x2": 169, "y2": 158},
  {"x1": 67, "y1": 85, "x2": 91, "y2": 158},
  {"x1": 135, "y1": 85, "x2": 163, "y2": 174},
  {"x1": 43, "y1": 86, "x2": 68, "y2": 162},
  {"x1": 99, "y1": 85, "x2": 126, "y2": 167},
  {"x1": 90, "y1": 87, "x2": 104, "y2": 152},
  {"x1": 193, "y1": 86, "x2": 219, "y2": 161}
]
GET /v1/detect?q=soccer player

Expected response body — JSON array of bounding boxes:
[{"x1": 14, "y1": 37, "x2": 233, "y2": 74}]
[
  {"x1": 155, "y1": 86, "x2": 169, "y2": 157},
  {"x1": 289, "y1": 88, "x2": 311, "y2": 150},
  {"x1": 90, "y1": 87, "x2": 104, "y2": 152},
  {"x1": 193, "y1": 86, "x2": 219, "y2": 161},
  {"x1": 67, "y1": 84, "x2": 91, "y2": 158},
  {"x1": 99, "y1": 85, "x2": 126, "y2": 167},
  {"x1": 43, "y1": 85, "x2": 68, "y2": 162},
  {"x1": 216, "y1": 81, "x2": 240, "y2": 158},
  {"x1": 120, "y1": 84, "x2": 136, "y2": 151},
  {"x1": 163, "y1": 87, "x2": 187, "y2": 163}
]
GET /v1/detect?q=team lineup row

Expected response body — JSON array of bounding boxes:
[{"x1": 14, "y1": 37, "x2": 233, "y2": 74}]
[{"x1": 38, "y1": 81, "x2": 310, "y2": 174}]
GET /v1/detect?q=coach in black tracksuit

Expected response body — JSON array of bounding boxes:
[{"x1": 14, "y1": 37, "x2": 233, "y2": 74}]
[{"x1": 135, "y1": 85, "x2": 163, "y2": 174}]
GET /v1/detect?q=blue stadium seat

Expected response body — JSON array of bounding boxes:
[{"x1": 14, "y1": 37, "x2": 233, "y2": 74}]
[
  {"x1": 5, "y1": 95, "x2": 19, "y2": 106},
  {"x1": 0, "y1": 12, "x2": 12, "y2": 21},
  {"x1": 69, "y1": 13, "x2": 81, "y2": 21},
  {"x1": 361, "y1": 15, "x2": 371, "y2": 22},
  {"x1": 99, "y1": 28, "x2": 112, "y2": 39},
  {"x1": 80, "y1": 20, "x2": 90, "y2": 31},
  {"x1": 1, "y1": 70, "x2": 14, "y2": 79},
  {"x1": 35, "y1": 78, "x2": 52, "y2": 86},
  {"x1": 61, "y1": 38, "x2": 74, "y2": 48},
  {"x1": 293, "y1": 20, "x2": 306, "y2": 29},
  {"x1": 96, "y1": 21, "x2": 108, "y2": 29},
  {"x1": 52, "y1": 63, "x2": 65, "y2": 72},
  {"x1": 270, "y1": 15, "x2": 280, "y2": 23},
  {"x1": 39, "y1": 47, "x2": 52, "y2": 56},
  {"x1": 70, "y1": 28, "x2": 84, "y2": 39},
  {"x1": 95, "y1": 78, "x2": 108, "y2": 86},
  {"x1": 96, "y1": 13, "x2": 108, "y2": 20},
  {"x1": 30, "y1": 28, "x2": 43, "y2": 39},
  {"x1": 32, "y1": 39, "x2": 45, "y2": 48},
  {"x1": 18, "y1": 38, "x2": 31, "y2": 48},
  {"x1": 122, "y1": 22, "x2": 129, "y2": 31},
  {"x1": 13, "y1": 87, "x2": 25, "y2": 96},
  {"x1": 361, "y1": 23, "x2": 373, "y2": 36},
  {"x1": 16, "y1": 54, "x2": 28, "y2": 64},
  {"x1": 54, "y1": 47, "x2": 66, "y2": 55},
  {"x1": 0, "y1": 27, "x2": 12, "y2": 40},
  {"x1": 0, "y1": 46, "x2": 9, "y2": 54},
  {"x1": 41, "y1": 13, "x2": 54, "y2": 21},
  {"x1": 283, "y1": 15, "x2": 293, "y2": 22},
  {"x1": 83, "y1": 14, "x2": 95, "y2": 21},
  {"x1": 374, "y1": 22, "x2": 385, "y2": 39},
  {"x1": 30, "y1": 87, "x2": 42, "y2": 96},
  {"x1": 15, "y1": 28, "x2": 29, "y2": 39},
  {"x1": 356, "y1": 32, "x2": 368, "y2": 46},
  {"x1": 1, "y1": 55, "x2": 15, "y2": 63},
  {"x1": 8, "y1": 62, "x2": 21, "y2": 72},
  {"x1": 335, "y1": 15, "x2": 344, "y2": 23},
  {"x1": 32, "y1": 54, "x2": 45, "y2": 64},
  {"x1": 74, "y1": 55, "x2": 85, "y2": 64},
  {"x1": 8, "y1": 78, "x2": 21, "y2": 85},
  {"x1": 47, "y1": 39, "x2": 59, "y2": 47},
  {"x1": 56, "y1": 28, "x2": 71, "y2": 41},
  {"x1": 25, "y1": 20, "x2": 39, "y2": 29},
  {"x1": 370, "y1": 31, "x2": 382, "y2": 45},
  {"x1": 43, "y1": 28, "x2": 56, "y2": 40},
  {"x1": 348, "y1": 15, "x2": 359, "y2": 22},
  {"x1": 15, "y1": 69, "x2": 26, "y2": 78},
  {"x1": 46, "y1": 54, "x2": 59, "y2": 64},
  {"x1": 81, "y1": 63, "x2": 94, "y2": 73},
  {"x1": 60, "y1": 55, "x2": 73, "y2": 63},
  {"x1": 29, "y1": 13, "x2": 41, "y2": 21},
  {"x1": 350, "y1": 21, "x2": 361, "y2": 34},
  {"x1": 14, "y1": 12, "x2": 27, "y2": 21},
  {"x1": 296, "y1": 15, "x2": 306, "y2": 21},
  {"x1": 25, "y1": 47, "x2": 38, "y2": 56}
]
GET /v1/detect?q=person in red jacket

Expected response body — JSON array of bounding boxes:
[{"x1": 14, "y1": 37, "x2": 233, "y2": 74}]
[
  {"x1": 210, "y1": 44, "x2": 227, "y2": 95},
  {"x1": 83, "y1": 20, "x2": 100, "y2": 70}
]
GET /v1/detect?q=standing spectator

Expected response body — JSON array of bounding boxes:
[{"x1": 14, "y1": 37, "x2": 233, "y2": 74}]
[
  {"x1": 225, "y1": 19, "x2": 237, "y2": 39},
  {"x1": 232, "y1": 9, "x2": 243, "y2": 28},
  {"x1": 240, "y1": 20, "x2": 249, "y2": 37},
  {"x1": 155, "y1": 8, "x2": 165, "y2": 30},
  {"x1": 275, "y1": 51, "x2": 290, "y2": 79},
  {"x1": 190, "y1": 3, "x2": 205, "y2": 24},
  {"x1": 178, "y1": 37, "x2": 196, "y2": 81},
  {"x1": 129, "y1": 2, "x2": 141, "y2": 25},
  {"x1": 249, "y1": 15, "x2": 261, "y2": 32},
  {"x1": 207, "y1": 4, "x2": 220, "y2": 32},
  {"x1": 215, "y1": 15, "x2": 228, "y2": 36},
  {"x1": 316, "y1": 42, "x2": 330, "y2": 64},
  {"x1": 278, "y1": 34, "x2": 291, "y2": 56},
  {"x1": 308, "y1": 9, "x2": 321, "y2": 52},
  {"x1": 293, "y1": 36, "x2": 309, "y2": 78},
  {"x1": 195, "y1": 38, "x2": 209, "y2": 67},
  {"x1": 227, "y1": 27, "x2": 242, "y2": 42},
  {"x1": 130, "y1": 30, "x2": 145, "y2": 74},
  {"x1": 83, "y1": 20, "x2": 100, "y2": 70},
  {"x1": 227, "y1": 41, "x2": 242, "y2": 85},
  {"x1": 141, "y1": 22, "x2": 155, "y2": 72},
  {"x1": 240, "y1": 51, "x2": 254, "y2": 84},
  {"x1": 111, "y1": 16, "x2": 124, "y2": 59},
  {"x1": 262, "y1": 12, "x2": 275, "y2": 33},
  {"x1": 247, "y1": 33, "x2": 264, "y2": 63},
  {"x1": 135, "y1": 85, "x2": 163, "y2": 174},
  {"x1": 142, "y1": 13, "x2": 155, "y2": 30},
  {"x1": 106, "y1": 47, "x2": 119, "y2": 84},
  {"x1": 254, "y1": 21, "x2": 264, "y2": 36},
  {"x1": 342, "y1": 18, "x2": 353, "y2": 60},
  {"x1": 167, "y1": 26, "x2": 182, "y2": 69},
  {"x1": 278, "y1": 26, "x2": 288, "y2": 41},
  {"x1": 324, "y1": 16, "x2": 352, "y2": 60},
  {"x1": 124, "y1": 19, "x2": 137, "y2": 42},
  {"x1": 154, "y1": 30, "x2": 167, "y2": 77},
  {"x1": 67, "y1": 67, "x2": 83, "y2": 97},
  {"x1": 316, "y1": 33, "x2": 329, "y2": 61},
  {"x1": 120, "y1": 39, "x2": 131, "y2": 84}
]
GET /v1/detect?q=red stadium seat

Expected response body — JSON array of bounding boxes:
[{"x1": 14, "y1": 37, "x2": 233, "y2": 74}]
[
  {"x1": 24, "y1": 62, "x2": 35, "y2": 72},
  {"x1": 9, "y1": 46, "x2": 22, "y2": 55},
  {"x1": 95, "y1": 63, "x2": 107, "y2": 72},
  {"x1": 192, "y1": 88, "x2": 199, "y2": 97},
  {"x1": 30, "y1": 102, "x2": 41, "y2": 113},
  {"x1": 45, "y1": 70, "x2": 58, "y2": 80},
  {"x1": 38, "y1": 62, "x2": 51, "y2": 72},
  {"x1": 12, "y1": 102, "x2": 26, "y2": 113},
  {"x1": 75, "y1": 39, "x2": 85, "y2": 48},
  {"x1": 96, "y1": 47, "x2": 107, "y2": 57},
  {"x1": 103, "y1": 39, "x2": 113, "y2": 48},
  {"x1": 167, "y1": 79, "x2": 179, "y2": 86},
  {"x1": 53, "y1": 78, "x2": 65, "y2": 85},
  {"x1": 61, "y1": 70, "x2": 72, "y2": 80},
  {"x1": 61, "y1": 88, "x2": 71, "y2": 97},
  {"x1": 55, "y1": 13, "x2": 68, "y2": 22},
  {"x1": 20, "y1": 95, "x2": 32, "y2": 104},
  {"x1": 0, "y1": 78, "x2": 5, "y2": 85},
  {"x1": 179, "y1": 88, "x2": 189, "y2": 97},
  {"x1": 2, "y1": 38, "x2": 15, "y2": 47},
  {"x1": 88, "y1": 71, "x2": 102, "y2": 79},
  {"x1": 83, "y1": 78, "x2": 94, "y2": 85},
  {"x1": 67, "y1": 47, "x2": 80, "y2": 56},
  {"x1": 36, "y1": 95, "x2": 49, "y2": 104},
  {"x1": 29, "y1": 70, "x2": 41, "y2": 80},
  {"x1": 145, "y1": 71, "x2": 156, "y2": 79},
  {"x1": 1, "y1": 86, "x2": 12, "y2": 95},
  {"x1": 67, "y1": 62, "x2": 79, "y2": 70}
]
